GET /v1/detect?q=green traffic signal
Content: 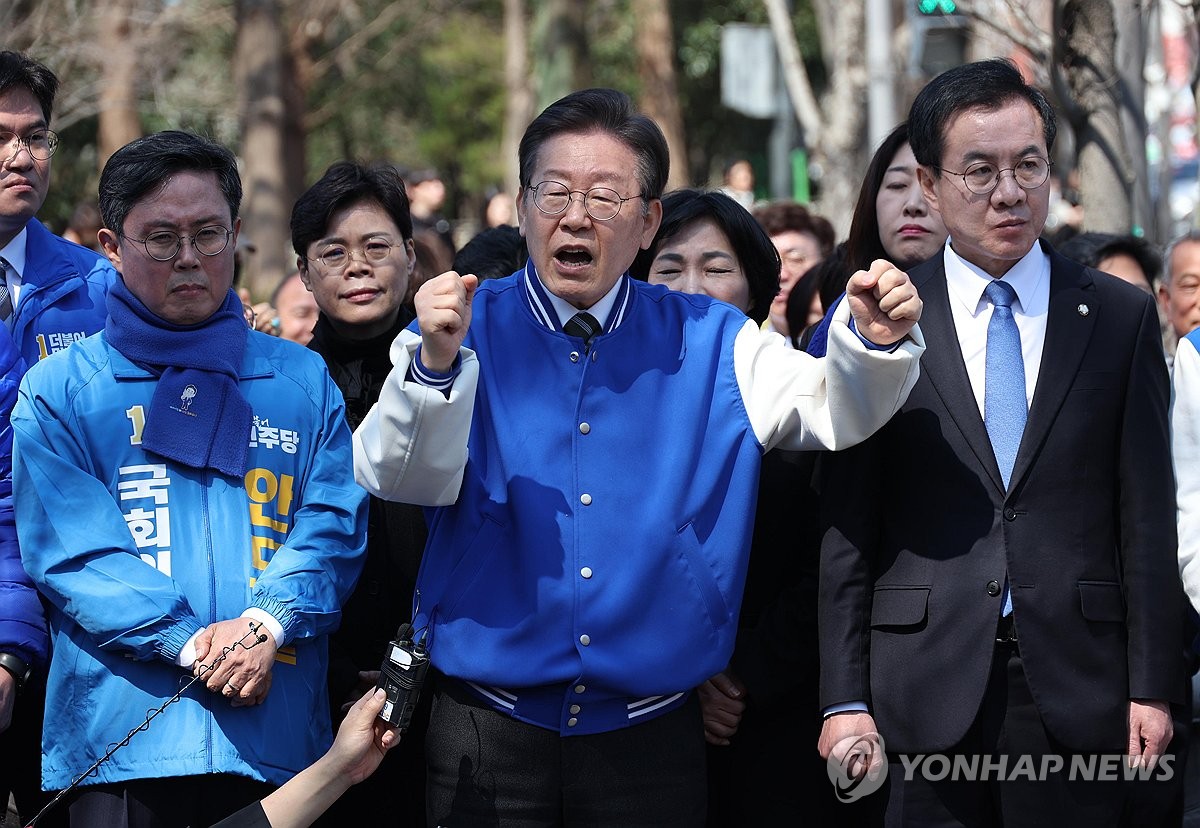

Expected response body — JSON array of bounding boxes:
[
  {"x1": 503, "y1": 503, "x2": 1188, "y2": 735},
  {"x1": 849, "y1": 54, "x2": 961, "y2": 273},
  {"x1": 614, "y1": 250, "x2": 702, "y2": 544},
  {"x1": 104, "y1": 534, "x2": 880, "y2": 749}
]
[{"x1": 917, "y1": 0, "x2": 958, "y2": 12}]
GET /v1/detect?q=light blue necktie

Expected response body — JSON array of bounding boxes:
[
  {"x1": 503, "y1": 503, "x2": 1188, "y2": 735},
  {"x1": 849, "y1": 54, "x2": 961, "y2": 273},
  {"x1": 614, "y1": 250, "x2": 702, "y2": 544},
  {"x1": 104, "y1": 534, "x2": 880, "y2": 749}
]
[{"x1": 984, "y1": 279, "x2": 1025, "y2": 617}]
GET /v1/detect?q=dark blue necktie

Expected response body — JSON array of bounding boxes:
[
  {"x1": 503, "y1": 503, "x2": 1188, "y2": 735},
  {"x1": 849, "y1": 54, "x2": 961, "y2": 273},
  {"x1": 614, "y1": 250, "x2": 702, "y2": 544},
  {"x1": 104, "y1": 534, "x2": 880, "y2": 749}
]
[
  {"x1": 0, "y1": 257, "x2": 14, "y2": 329},
  {"x1": 984, "y1": 279, "x2": 1025, "y2": 617},
  {"x1": 564, "y1": 312, "x2": 600, "y2": 349}
]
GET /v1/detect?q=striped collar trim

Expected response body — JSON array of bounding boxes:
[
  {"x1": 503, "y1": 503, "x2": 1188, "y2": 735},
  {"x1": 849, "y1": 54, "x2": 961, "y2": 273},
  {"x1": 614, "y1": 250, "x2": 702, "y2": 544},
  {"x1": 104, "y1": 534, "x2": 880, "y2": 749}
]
[{"x1": 521, "y1": 261, "x2": 633, "y2": 336}]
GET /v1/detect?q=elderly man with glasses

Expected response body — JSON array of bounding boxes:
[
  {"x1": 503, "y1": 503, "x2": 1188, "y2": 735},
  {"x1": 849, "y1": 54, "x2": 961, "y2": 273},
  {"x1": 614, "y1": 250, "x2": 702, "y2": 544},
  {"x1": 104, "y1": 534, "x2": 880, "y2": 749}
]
[
  {"x1": 11, "y1": 130, "x2": 368, "y2": 827},
  {"x1": 354, "y1": 88, "x2": 925, "y2": 826}
]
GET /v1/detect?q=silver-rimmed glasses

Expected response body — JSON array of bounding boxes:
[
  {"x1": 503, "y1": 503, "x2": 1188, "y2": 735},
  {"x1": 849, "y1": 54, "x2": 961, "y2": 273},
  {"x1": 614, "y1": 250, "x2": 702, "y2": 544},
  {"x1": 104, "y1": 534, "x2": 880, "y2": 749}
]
[
  {"x1": 528, "y1": 181, "x2": 644, "y2": 221},
  {"x1": 123, "y1": 226, "x2": 233, "y2": 261},
  {"x1": 938, "y1": 156, "x2": 1052, "y2": 195},
  {"x1": 0, "y1": 129, "x2": 59, "y2": 161},
  {"x1": 308, "y1": 238, "x2": 404, "y2": 273}
]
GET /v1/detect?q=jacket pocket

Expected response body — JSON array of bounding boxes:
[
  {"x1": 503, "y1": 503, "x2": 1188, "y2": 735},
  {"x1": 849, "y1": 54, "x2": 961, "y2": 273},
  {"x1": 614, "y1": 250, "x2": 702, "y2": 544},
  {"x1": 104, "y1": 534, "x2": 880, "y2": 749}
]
[
  {"x1": 676, "y1": 522, "x2": 731, "y2": 631},
  {"x1": 437, "y1": 511, "x2": 506, "y2": 619},
  {"x1": 871, "y1": 586, "x2": 930, "y2": 628},
  {"x1": 1077, "y1": 580, "x2": 1125, "y2": 622}
]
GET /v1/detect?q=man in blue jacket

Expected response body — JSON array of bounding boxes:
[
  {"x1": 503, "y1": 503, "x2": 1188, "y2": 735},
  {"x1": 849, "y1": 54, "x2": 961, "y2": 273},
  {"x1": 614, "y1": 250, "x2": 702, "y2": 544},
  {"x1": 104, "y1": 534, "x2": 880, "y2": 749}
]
[
  {"x1": 354, "y1": 88, "x2": 925, "y2": 825},
  {"x1": 13, "y1": 130, "x2": 366, "y2": 827},
  {"x1": 0, "y1": 49, "x2": 117, "y2": 827},
  {"x1": 0, "y1": 51, "x2": 115, "y2": 366}
]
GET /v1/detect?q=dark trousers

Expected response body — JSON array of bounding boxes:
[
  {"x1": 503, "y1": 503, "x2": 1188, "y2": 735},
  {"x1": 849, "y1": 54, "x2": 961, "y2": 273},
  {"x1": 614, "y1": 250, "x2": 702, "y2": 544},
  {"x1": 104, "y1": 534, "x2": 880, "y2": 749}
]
[
  {"x1": 67, "y1": 775, "x2": 274, "y2": 828},
  {"x1": 426, "y1": 678, "x2": 706, "y2": 827},
  {"x1": 704, "y1": 699, "x2": 840, "y2": 825},
  {"x1": 880, "y1": 642, "x2": 1165, "y2": 827},
  {"x1": 0, "y1": 683, "x2": 66, "y2": 828}
]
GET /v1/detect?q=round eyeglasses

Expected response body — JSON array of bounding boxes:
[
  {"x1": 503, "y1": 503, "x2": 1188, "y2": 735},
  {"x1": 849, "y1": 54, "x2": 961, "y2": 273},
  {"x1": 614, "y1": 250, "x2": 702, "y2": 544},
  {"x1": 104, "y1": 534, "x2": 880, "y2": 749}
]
[
  {"x1": 528, "y1": 181, "x2": 644, "y2": 222},
  {"x1": 938, "y1": 156, "x2": 1052, "y2": 196},
  {"x1": 308, "y1": 239, "x2": 404, "y2": 272},
  {"x1": 123, "y1": 226, "x2": 233, "y2": 261},
  {"x1": 1, "y1": 129, "x2": 59, "y2": 161}
]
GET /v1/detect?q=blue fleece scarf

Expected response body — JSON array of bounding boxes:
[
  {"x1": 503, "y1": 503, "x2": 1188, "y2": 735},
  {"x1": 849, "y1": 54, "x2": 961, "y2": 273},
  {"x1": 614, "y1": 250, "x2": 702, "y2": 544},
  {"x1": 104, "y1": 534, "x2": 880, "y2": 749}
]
[{"x1": 105, "y1": 279, "x2": 252, "y2": 478}]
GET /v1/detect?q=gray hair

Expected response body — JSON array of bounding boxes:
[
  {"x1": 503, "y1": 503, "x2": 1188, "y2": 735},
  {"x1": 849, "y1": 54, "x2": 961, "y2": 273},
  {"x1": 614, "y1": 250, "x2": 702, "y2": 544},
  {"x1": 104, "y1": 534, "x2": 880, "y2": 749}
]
[{"x1": 1163, "y1": 230, "x2": 1200, "y2": 287}]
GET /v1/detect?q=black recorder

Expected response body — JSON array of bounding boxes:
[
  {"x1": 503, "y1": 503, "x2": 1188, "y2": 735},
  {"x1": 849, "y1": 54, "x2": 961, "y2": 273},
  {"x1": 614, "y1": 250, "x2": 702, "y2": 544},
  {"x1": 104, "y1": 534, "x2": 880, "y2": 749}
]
[{"x1": 376, "y1": 622, "x2": 429, "y2": 732}]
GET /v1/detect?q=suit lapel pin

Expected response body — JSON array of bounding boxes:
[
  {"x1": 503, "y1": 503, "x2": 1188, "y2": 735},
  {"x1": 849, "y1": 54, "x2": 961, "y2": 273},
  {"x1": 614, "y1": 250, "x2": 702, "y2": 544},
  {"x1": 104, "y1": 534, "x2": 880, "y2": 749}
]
[{"x1": 1077, "y1": 303, "x2": 1090, "y2": 316}]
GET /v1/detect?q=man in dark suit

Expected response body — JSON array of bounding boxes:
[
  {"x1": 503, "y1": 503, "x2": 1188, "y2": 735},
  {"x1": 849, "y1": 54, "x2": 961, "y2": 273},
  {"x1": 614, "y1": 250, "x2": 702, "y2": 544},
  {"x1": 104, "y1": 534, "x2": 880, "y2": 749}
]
[{"x1": 817, "y1": 59, "x2": 1183, "y2": 825}]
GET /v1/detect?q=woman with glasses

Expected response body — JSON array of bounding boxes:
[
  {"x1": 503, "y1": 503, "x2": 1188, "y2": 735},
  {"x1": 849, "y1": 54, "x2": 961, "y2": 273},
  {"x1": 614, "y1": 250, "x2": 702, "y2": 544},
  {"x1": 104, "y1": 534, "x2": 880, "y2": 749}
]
[{"x1": 288, "y1": 161, "x2": 429, "y2": 826}]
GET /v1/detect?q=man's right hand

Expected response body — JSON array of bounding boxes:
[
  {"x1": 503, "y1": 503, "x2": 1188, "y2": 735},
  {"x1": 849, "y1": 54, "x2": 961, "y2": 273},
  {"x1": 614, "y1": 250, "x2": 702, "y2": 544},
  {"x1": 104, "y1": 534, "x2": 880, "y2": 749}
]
[
  {"x1": 0, "y1": 668, "x2": 15, "y2": 734},
  {"x1": 415, "y1": 271, "x2": 478, "y2": 373},
  {"x1": 818, "y1": 711, "x2": 884, "y2": 781},
  {"x1": 193, "y1": 618, "x2": 278, "y2": 707}
]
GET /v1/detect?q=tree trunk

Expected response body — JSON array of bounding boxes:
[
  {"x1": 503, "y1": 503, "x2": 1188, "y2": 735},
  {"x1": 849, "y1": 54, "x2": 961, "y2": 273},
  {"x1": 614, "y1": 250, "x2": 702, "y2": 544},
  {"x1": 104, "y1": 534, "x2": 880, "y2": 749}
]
[
  {"x1": 1114, "y1": 0, "x2": 1151, "y2": 238},
  {"x1": 235, "y1": 0, "x2": 290, "y2": 300},
  {"x1": 97, "y1": 0, "x2": 143, "y2": 170},
  {"x1": 811, "y1": 0, "x2": 867, "y2": 235},
  {"x1": 763, "y1": 0, "x2": 824, "y2": 140},
  {"x1": 282, "y1": 22, "x2": 311, "y2": 228},
  {"x1": 1061, "y1": 0, "x2": 1132, "y2": 234},
  {"x1": 533, "y1": 0, "x2": 589, "y2": 109},
  {"x1": 634, "y1": 0, "x2": 688, "y2": 190},
  {"x1": 504, "y1": 0, "x2": 534, "y2": 196}
]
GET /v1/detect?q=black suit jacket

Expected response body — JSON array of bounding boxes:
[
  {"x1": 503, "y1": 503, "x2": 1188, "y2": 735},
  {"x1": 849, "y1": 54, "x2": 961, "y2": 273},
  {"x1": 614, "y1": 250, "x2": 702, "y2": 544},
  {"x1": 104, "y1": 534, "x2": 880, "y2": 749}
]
[{"x1": 818, "y1": 243, "x2": 1183, "y2": 754}]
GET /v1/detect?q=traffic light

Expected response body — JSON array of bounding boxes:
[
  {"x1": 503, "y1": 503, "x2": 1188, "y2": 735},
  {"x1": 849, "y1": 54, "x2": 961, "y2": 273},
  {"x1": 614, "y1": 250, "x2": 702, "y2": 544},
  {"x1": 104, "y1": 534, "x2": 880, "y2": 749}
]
[{"x1": 908, "y1": 0, "x2": 966, "y2": 77}]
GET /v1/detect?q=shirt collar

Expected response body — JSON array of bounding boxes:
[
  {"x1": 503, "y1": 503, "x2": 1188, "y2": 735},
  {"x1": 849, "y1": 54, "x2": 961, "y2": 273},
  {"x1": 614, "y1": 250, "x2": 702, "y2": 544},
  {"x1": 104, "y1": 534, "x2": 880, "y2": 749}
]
[
  {"x1": 943, "y1": 239, "x2": 1049, "y2": 317},
  {"x1": 0, "y1": 226, "x2": 29, "y2": 282},
  {"x1": 522, "y1": 260, "x2": 633, "y2": 334}
]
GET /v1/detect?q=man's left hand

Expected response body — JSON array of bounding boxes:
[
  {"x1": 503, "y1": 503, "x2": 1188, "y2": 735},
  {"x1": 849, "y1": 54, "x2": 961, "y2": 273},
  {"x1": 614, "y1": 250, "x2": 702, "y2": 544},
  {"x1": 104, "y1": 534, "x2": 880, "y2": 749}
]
[
  {"x1": 845, "y1": 259, "x2": 923, "y2": 346},
  {"x1": 193, "y1": 618, "x2": 278, "y2": 707},
  {"x1": 1128, "y1": 698, "x2": 1173, "y2": 768},
  {"x1": 697, "y1": 670, "x2": 747, "y2": 746}
]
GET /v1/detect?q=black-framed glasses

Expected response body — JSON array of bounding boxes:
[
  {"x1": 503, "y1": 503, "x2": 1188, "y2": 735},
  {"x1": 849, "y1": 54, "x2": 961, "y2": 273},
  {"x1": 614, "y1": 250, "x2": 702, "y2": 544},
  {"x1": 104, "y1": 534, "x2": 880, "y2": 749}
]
[
  {"x1": 0, "y1": 129, "x2": 59, "y2": 161},
  {"x1": 938, "y1": 156, "x2": 1052, "y2": 195},
  {"x1": 308, "y1": 238, "x2": 404, "y2": 272},
  {"x1": 528, "y1": 181, "x2": 644, "y2": 221},
  {"x1": 123, "y1": 226, "x2": 233, "y2": 261}
]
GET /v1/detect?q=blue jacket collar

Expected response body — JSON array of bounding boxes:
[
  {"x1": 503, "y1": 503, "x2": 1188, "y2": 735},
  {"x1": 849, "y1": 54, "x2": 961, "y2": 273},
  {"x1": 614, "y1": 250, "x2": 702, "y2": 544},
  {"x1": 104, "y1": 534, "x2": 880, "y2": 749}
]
[{"x1": 520, "y1": 260, "x2": 633, "y2": 336}]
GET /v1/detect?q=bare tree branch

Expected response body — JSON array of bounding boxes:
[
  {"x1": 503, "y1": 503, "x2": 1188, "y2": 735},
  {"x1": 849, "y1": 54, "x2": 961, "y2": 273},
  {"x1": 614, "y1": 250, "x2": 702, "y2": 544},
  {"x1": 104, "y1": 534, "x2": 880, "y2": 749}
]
[{"x1": 762, "y1": 0, "x2": 824, "y2": 138}]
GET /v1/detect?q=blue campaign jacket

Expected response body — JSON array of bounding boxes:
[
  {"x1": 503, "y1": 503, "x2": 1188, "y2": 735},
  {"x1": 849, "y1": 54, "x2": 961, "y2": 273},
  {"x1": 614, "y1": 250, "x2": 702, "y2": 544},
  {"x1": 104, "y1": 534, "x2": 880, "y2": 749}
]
[
  {"x1": 0, "y1": 333, "x2": 36, "y2": 673},
  {"x1": 415, "y1": 274, "x2": 763, "y2": 735},
  {"x1": 12, "y1": 330, "x2": 367, "y2": 788},
  {"x1": 13, "y1": 217, "x2": 116, "y2": 365}
]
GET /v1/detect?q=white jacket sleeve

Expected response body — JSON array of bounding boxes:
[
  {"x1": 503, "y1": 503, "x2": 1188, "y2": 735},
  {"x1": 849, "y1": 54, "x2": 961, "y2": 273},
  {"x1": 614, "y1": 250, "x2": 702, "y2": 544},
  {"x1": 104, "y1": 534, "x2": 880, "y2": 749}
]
[
  {"x1": 1174, "y1": 337, "x2": 1200, "y2": 610},
  {"x1": 352, "y1": 330, "x2": 479, "y2": 506},
  {"x1": 736, "y1": 296, "x2": 925, "y2": 452}
]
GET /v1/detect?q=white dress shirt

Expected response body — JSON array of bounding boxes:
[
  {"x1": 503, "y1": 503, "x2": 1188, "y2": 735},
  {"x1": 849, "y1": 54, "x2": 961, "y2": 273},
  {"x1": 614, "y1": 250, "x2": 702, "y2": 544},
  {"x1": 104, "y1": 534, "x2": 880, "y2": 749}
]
[
  {"x1": 943, "y1": 240, "x2": 1050, "y2": 415},
  {"x1": 540, "y1": 273, "x2": 625, "y2": 330}
]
